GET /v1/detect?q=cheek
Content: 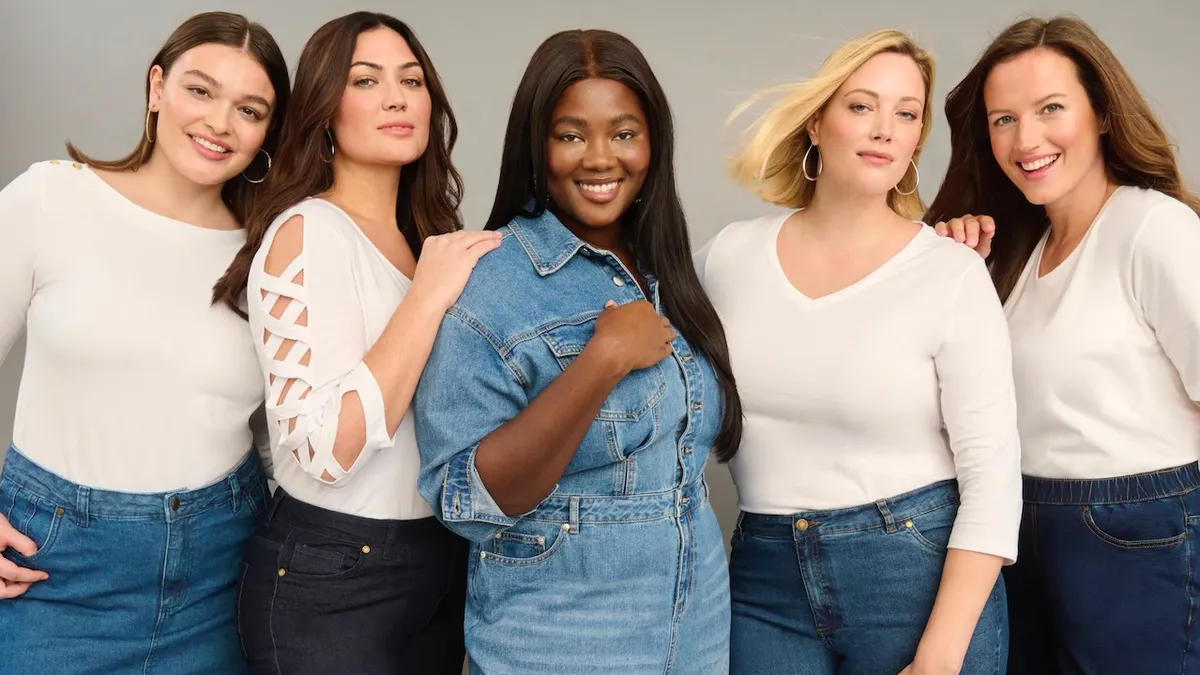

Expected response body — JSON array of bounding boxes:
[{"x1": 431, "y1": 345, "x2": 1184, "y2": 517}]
[
  {"x1": 1048, "y1": 113, "x2": 1098, "y2": 155},
  {"x1": 546, "y1": 144, "x2": 578, "y2": 180},
  {"x1": 988, "y1": 128, "x2": 1013, "y2": 168},
  {"x1": 235, "y1": 118, "x2": 269, "y2": 150},
  {"x1": 332, "y1": 93, "x2": 375, "y2": 140}
]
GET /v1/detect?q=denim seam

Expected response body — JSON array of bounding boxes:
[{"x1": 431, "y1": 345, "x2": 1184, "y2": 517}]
[
  {"x1": 740, "y1": 501, "x2": 958, "y2": 540},
  {"x1": 143, "y1": 520, "x2": 172, "y2": 675},
  {"x1": 1081, "y1": 505, "x2": 1188, "y2": 549},
  {"x1": 1183, "y1": 521, "x2": 1195, "y2": 675}
]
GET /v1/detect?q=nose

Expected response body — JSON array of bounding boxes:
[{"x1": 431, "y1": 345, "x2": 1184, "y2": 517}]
[
  {"x1": 870, "y1": 111, "x2": 894, "y2": 142},
  {"x1": 204, "y1": 106, "x2": 231, "y2": 135},
  {"x1": 1015, "y1": 119, "x2": 1042, "y2": 155},
  {"x1": 581, "y1": 137, "x2": 617, "y2": 171},
  {"x1": 383, "y1": 80, "x2": 408, "y2": 112}
]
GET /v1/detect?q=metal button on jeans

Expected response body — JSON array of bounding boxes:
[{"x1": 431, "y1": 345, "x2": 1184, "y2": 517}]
[
  {"x1": 794, "y1": 519, "x2": 810, "y2": 531},
  {"x1": 612, "y1": 276, "x2": 625, "y2": 287}
]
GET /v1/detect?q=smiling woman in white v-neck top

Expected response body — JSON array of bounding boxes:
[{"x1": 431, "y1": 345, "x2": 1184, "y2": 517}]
[{"x1": 698, "y1": 29, "x2": 1021, "y2": 675}]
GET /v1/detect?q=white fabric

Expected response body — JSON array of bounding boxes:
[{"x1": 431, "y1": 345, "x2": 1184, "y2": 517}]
[
  {"x1": 697, "y1": 213, "x2": 1022, "y2": 562},
  {"x1": 0, "y1": 161, "x2": 263, "y2": 491},
  {"x1": 246, "y1": 198, "x2": 432, "y2": 520},
  {"x1": 1005, "y1": 186, "x2": 1200, "y2": 479}
]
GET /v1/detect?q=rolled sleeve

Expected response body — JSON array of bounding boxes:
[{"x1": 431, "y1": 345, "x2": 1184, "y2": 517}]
[{"x1": 414, "y1": 310, "x2": 529, "y2": 543}]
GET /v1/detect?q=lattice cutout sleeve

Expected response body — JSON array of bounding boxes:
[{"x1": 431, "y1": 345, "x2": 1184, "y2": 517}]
[{"x1": 249, "y1": 215, "x2": 393, "y2": 486}]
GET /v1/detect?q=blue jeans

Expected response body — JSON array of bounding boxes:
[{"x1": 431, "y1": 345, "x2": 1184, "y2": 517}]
[
  {"x1": 0, "y1": 446, "x2": 268, "y2": 675},
  {"x1": 1004, "y1": 462, "x2": 1200, "y2": 674},
  {"x1": 730, "y1": 480, "x2": 1008, "y2": 675}
]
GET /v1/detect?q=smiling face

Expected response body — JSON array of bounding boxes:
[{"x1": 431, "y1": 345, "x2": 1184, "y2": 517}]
[
  {"x1": 545, "y1": 77, "x2": 651, "y2": 237},
  {"x1": 327, "y1": 27, "x2": 433, "y2": 168},
  {"x1": 807, "y1": 51, "x2": 926, "y2": 198},
  {"x1": 147, "y1": 43, "x2": 276, "y2": 186},
  {"x1": 984, "y1": 47, "x2": 1108, "y2": 208}
]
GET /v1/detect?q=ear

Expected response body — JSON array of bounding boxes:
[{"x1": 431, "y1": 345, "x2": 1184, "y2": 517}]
[
  {"x1": 806, "y1": 113, "x2": 821, "y2": 147},
  {"x1": 147, "y1": 65, "x2": 165, "y2": 112}
]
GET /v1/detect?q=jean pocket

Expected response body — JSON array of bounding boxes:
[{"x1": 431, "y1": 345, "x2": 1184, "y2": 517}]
[
  {"x1": 901, "y1": 502, "x2": 957, "y2": 555},
  {"x1": 1083, "y1": 499, "x2": 1187, "y2": 550},
  {"x1": 280, "y1": 529, "x2": 367, "y2": 579},
  {"x1": 479, "y1": 521, "x2": 571, "y2": 567},
  {"x1": 0, "y1": 480, "x2": 66, "y2": 565}
]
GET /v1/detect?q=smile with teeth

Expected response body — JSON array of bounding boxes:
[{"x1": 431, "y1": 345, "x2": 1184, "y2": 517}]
[
  {"x1": 1019, "y1": 154, "x2": 1059, "y2": 172},
  {"x1": 578, "y1": 180, "x2": 620, "y2": 194},
  {"x1": 191, "y1": 135, "x2": 231, "y2": 154}
]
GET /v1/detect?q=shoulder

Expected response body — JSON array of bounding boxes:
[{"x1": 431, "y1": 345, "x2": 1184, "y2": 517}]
[
  {"x1": 1101, "y1": 186, "x2": 1197, "y2": 243},
  {"x1": 4, "y1": 159, "x2": 86, "y2": 198},
  {"x1": 453, "y1": 224, "x2": 538, "y2": 316},
  {"x1": 909, "y1": 224, "x2": 994, "y2": 289},
  {"x1": 695, "y1": 211, "x2": 788, "y2": 277}
]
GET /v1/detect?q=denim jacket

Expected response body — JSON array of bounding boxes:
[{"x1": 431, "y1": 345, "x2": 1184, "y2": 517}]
[{"x1": 412, "y1": 209, "x2": 723, "y2": 545}]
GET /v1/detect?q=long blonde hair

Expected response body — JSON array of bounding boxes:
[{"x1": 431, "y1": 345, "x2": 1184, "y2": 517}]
[{"x1": 727, "y1": 29, "x2": 935, "y2": 219}]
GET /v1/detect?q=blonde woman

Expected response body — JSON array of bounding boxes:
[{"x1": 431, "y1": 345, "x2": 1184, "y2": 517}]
[{"x1": 696, "y1": 30, "x2": 1022, "y2": 674}]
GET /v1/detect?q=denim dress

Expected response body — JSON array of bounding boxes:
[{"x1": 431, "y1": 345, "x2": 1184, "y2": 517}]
[{"x1": 413, "y1": 210, "x2": 730, "y2": 674}]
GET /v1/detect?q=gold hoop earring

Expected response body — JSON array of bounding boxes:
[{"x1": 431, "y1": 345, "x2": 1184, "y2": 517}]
[
  {"x1": 144, "y1": 109, "x2": 157, "y2": 144},
  {"x1": 894, "y1": 159, "x2": 920, "y2": 196}
]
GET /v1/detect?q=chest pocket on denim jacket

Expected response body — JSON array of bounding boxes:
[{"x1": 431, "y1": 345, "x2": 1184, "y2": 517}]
[{"x1": 541, "y1": 320, "x2": 668, "y2": 458}]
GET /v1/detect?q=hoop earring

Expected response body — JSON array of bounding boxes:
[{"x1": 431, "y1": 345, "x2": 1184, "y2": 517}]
[
  {"x1": 242, "y1": 148, "x2": 272, "y2": 184},
  {"x1": 802, "y1": 144, "x2": 822, "y2": 181},
  {"x1": 144, "y1": 109, "x2": 157, "y2": 144},
  {"x1": 894, "y1": 159, "x2": 920, "y2": 196},
  {"x1": 319, "y1": 128, "x2": 336, "y2": 163}
]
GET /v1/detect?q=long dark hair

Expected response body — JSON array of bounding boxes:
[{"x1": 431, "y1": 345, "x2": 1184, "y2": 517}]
[
  {"x1": 67, "y1": 11, "x2": 290, "y2": 228},
  {"x1": 485, "y1": 29, "x2": 744, "y2": 461},
  {"x1": 213, "y1": 11, "x2": 462, "y2": 315},
  {"x1": 925, "y1": 15, "x2": 1200, "y2": 302}
]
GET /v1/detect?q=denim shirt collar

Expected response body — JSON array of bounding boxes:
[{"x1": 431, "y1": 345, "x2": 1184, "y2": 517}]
[{"x1": 508, "y1": 207, "x2": 598, "y2": 277}]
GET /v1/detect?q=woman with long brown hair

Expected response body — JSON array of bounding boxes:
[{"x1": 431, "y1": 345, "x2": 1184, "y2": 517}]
[
  {"x1": 212, "y1": 12, "x2": 498, "y2": 674},
  {"x1": 927, "y1": 16, "x2": 1200, "y2": 673},
  {"x1": 0, "y1": 11, "x2": 289, "y2": 674}
]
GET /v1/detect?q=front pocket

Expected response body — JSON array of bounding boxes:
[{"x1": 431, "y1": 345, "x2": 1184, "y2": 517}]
[
  {"x1": 1, "y1": 484, "x2": 66, "y2": 564},
  {"x1": 280, "y1": 529, "x2": 367, "y2": 579},
  {"x1": 901, "y1": 502, "x2": 957, "y2": 555},
  {"x1": 478, "y1": 521, "x2": 571, "y2": 567},
  {"x1": 1083, "y1": 500, "x2": 1187, "y2": 550}
]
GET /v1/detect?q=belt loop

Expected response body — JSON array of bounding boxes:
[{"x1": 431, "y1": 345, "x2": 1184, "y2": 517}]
[
  {"x1": 228, "y1": 472, "x2": 241, "y2": 513},
  {"x1": 75, "y1": 486, "x2": 91, "y2": 528},
  {"x1": 876, "y1": 499, "x2": 898, "y2": 534},
  {"x1": 568, "y1": 496, "x2": 580, "y2": 534}
]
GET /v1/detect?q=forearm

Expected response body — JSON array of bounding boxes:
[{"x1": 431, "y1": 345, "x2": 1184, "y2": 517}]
[
  {"x1": 474, "y1": 343, "x2": 625, "y2": 515},
  {"x1": 915, "y1": 549, "x2": 1005, "y2": 669},
  {"x1": 329, "y1": 293, "x2": 446, "y2": 469}
]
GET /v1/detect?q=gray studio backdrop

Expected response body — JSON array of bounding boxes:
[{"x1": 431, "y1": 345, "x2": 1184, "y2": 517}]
[{"x1": 2, "y1": 0, "x2": 1198, "y2": 551}]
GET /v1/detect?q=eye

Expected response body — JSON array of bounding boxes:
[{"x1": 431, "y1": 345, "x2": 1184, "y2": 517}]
[
  {"x1": 188, "y1": 87, "x2": 211, "y2": 98},
  {"x1": 353, "y1": 77, "x2": 376, "y2": 88},
  {"x1": 401, "y1": 77, "x2": 424, "y2": 87},
  {"x1": 898, "y1": 111, "x2": 919, "y2": 121},
  {"x1": 849, "y1": 103, "x2": 870, "y2": 113},
  {"x1": 1042, "y1": 102, "x2": 1064, "y2": 114},
  {"x1": 557, "y1": 133, "x2": 583, "y2": 143},
  {"x1": 239, "y1": 107, "x2": 264, "y2": 121},
  {"x1": 992, "y1": 115, "x2": 1015, "y2": 127},
  {"x1": 614, "y1": 130, "x2": 638, "y2": 141}
]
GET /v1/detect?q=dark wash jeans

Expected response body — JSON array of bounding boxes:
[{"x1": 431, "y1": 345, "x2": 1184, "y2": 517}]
[
  {"x1": 1004, "y1": 462, "x2": 1200, "y2": 675},
  {"x1": 236, "y1": 489, "x2": 468, "y2": 674}
]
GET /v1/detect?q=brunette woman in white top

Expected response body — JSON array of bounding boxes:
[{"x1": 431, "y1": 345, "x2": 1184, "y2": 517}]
[
  {"x1": 697, "y1": 29, "x2": 1022, "y2": 674},
  {"x1": 928, "y1": 16, "x2": 1200, "y2": 675},
  {"x1": 211, "y1": 12, "x2": 500, "y2": 674},
  {"x1": 0, "y1": 12, "x2": 289, "y2": 675}
]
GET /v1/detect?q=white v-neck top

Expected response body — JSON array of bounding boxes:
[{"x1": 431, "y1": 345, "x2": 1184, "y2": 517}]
[
  {"x1": 697, "y1": 212, "x2": 1022, "y2": 562},
  {"x1": 1005, "y1": 186, "x2": 1200, "y2": 479},
  {"x1": 246, "y1": 198, "x2": 433, "y2": 520},
  {"x1": 0, "y1": 160, "x2": 265, "y2": 492}
]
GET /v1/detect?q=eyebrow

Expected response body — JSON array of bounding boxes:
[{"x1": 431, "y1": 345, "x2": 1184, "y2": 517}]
[
  {"x1": 182, "y1": 69, "x2": 272, "y2": 109},
  {"x1": 843, "y1": 88, "x2": 924, "y2": 106},
  {"x1": 349, "y1": 60, "x2": 422, "y2": 71},
  {"x1": 551, "y1": 112, "x2": 645, "y2": 128}
]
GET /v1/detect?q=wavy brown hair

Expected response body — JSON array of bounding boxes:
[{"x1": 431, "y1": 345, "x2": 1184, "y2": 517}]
[
  {"x1": 485, "y1": 29, "x2": 744, "y2": 461},
  {"x1": 213, "y1": 12, "x2": 462, "y2": 315},
  {"x1": 67, "y1": 11, "x2": 290, "y2": 227},
  {"x1": 925, "y1": 15, "x2": 1200, "y2": 302}
]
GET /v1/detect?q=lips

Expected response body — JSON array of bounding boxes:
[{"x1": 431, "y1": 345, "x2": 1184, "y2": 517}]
[
  {"x1": 378, "y1": 123, "x2": 415, "y2": 136},
  {"x1": 189, "y1": 134, "x2": 232, "y2": 160},
  {"x1": 1019, "y1": 154, "x2": 1059, "y2": 172},
  {"x1": 576, "y1": 179, "x2": 622, "y2": 203}
]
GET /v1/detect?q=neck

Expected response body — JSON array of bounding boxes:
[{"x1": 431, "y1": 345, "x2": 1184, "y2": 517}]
[
  {"x1": 801, "y1": 180, "x2": 898, "y2": 241},
  {"x1": 135, "y1": 151, "x2": 227, "y2": 222},
  {"x1": 553, "y1": 206, "x2": 627, "y2": 254},
  {"x1": 1044, "y1": 162, "x2": 1116, "y2": 245},
  {"x1": 325, "y1": 157, "x2": 402, "y2": 230}
]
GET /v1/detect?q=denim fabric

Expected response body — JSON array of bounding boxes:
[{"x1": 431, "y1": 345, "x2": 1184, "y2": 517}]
[
  {"x1": 236, "y1": 489, "x2": 468, "y2": 675},
  {"x1": 413, "y1": 210, "x2": 730, "y2": 674},
  {"x1": 1004, "y1": 462, "x2": 1200, "y2": 675},
  {"x1": 0, "y1": 445, "x2": 268, "y2": 675},
  {"x1": 729, "y1": 480, "x2": 1008, "y2": 675}
]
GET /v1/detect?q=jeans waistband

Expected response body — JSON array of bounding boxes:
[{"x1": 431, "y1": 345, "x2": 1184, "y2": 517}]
[
  {"x1": 524, "y1": 479, "x2": 709, "y2": 525},
  {"x1": 267, "y1": 489, "x2": 456, "y2": 549},
  {"x1": 2, "y1": 445, "x2": 265, "y2": 522},
  {"x1": 1022, "y1": 462, "x2": 1200, "y2": 505},
  {"x1": 738, "y1": 479, "x2": 959, "y2": 538}
]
